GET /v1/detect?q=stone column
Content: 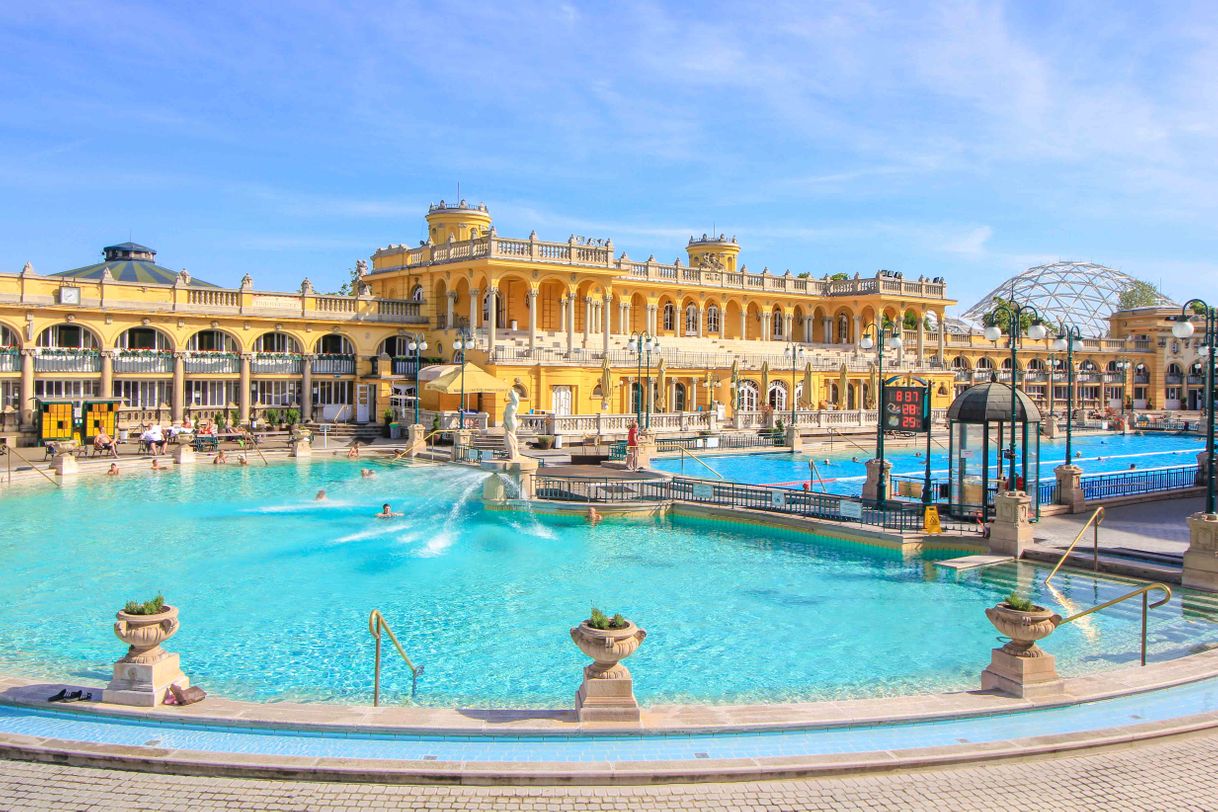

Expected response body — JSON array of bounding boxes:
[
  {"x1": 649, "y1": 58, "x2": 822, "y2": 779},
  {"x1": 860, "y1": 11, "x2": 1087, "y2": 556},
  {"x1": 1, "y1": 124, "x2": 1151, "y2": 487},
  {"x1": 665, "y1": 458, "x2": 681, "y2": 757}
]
[
  {"x1": 1054, "y1": 464, "x2": 1085, "y2": 513},
  {"x1": 852, "y1": 315, "x2": 862, "y2": 346},
  {"x1": 446, "y1": 292, "x2": 455, "y2": 330},
  {"x1": 1183, "y1": 512, "x2": 1218, "y2": 592},
  {"x1": 582, "y1": 296, "x2": 592, "y2": 348},
  {"x1": 989, "y1": 490, "x2": 1034, "y2": 557},
  {"x1": 917, "y1": 317, "x2": 926, "y2": 363},
  {"x1": 761, "y1": 312, "x2": 771, "y2": 341},
  {"x1": 602, "y1": 294, "x2": 612, "y2": 354},
  {"x1": 100, "y1": 349, "x2": 114, "y2": 399},
  {"x1": 822, "y1": 317, "x2": 832, "y2": 345},
  {"x1": 527, "y1": 289, "x2": 538, "y2": 355},
  {"x1": 786, "y1": 424, "x2": 803, "y2": 452},
  {"x1": 697, "y1": 305, "x2": 704, "y2": 338},
  {"x1": 566, "y1": 295, "x2": 576, "y2": 353},
  {"x1": 740, "y1": 308, "x2": 748, "y2": 340},
  {"x1": 648, "y1": 304, "x2": 658, "y2": 336},
  {"x1": 172, "y1": 352, "x2": 186, "y2": 423},
  {"x1": 20, "y1": 348, "x2": 35, "y2": 428},
  {"x1": 301, "y1": 355, "x2": 314, "y2": 422},
  {"x1": 469, "y1": 287, "x2": 480, "y2": 330},
  {"x1": 560, "y1": 294, "x2": 569, "y2": 333},
  {"x1": 784, "y1": 313, "x2": 793, "y2": 341},
  {"x1": 238, "y1": 353, "x2": 252, "y2": 426},
  {"x1": 487, "y1": 287, "x2": 498, "y2": 350},
  {"x1": 937, "y1": 312, "x2": 946, "y2": 364}
]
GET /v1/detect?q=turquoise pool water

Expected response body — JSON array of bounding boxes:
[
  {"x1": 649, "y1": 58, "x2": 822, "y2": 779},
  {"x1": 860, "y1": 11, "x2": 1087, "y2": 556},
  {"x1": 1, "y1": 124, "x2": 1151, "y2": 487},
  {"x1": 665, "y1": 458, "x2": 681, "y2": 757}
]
[
  {"x1": 2, "y1": 458, "x2": 1217, "y2": 708},
  {"x1": 651, "y1": 432, "x2": 1205, "y2": 493}
]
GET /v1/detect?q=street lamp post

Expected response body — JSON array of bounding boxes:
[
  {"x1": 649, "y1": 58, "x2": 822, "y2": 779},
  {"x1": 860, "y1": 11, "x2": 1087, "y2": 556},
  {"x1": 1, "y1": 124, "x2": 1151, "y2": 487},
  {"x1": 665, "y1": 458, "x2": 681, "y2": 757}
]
[
  {"x1": 1171, "y1": 301, "x2": 1216, "y2": 515},
  {"x1": 407, "y1": 335, "x2": 428, "y2": 426},
  {"x1": 783, "y1": 341, "x2": 805, "y2": 429},
  {"x1": 451, "y1": 326, "x2": 474, "y2": 420},
  {"x1": 984, "y1": 302, "x2": 1047, "y2": 489},
  {"x1": 859, "y1": 321, "x2": 903, "y2": 503},
  {"x1": 1115, "y1": 358, "x2": 1130, "y2": 424},
  {"x1": 628, "y1": 332, "x2": 659, "y2": 430},
  {"x1": 1051, "y1": 325, "x2": 1084, "y2": 465}
]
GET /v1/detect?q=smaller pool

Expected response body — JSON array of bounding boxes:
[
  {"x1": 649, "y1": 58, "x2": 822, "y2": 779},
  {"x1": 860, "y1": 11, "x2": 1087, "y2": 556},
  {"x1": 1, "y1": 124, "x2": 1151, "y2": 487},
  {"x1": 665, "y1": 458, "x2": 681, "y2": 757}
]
[{"x1": 651, "y1": 432, "x2": 1203, "y2": 494}]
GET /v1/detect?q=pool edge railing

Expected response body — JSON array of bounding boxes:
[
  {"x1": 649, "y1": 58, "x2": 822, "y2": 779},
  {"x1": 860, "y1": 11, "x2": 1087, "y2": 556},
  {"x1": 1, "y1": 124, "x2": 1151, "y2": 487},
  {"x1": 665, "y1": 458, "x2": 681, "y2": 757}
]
[
  {"x1": 1056, "y1": 582, "x2": 1173, "y2": 667},
  {"x1": 368, "y1": 609, "x2": 424, "y2": 706}
]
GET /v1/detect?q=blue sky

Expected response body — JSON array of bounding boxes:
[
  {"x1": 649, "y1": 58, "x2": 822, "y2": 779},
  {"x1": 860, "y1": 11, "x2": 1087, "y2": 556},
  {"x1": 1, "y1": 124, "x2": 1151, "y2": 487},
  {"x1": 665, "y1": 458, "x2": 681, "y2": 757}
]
[{"x1": 1, "y1": 1, "x2": 1216, "y2": 312}]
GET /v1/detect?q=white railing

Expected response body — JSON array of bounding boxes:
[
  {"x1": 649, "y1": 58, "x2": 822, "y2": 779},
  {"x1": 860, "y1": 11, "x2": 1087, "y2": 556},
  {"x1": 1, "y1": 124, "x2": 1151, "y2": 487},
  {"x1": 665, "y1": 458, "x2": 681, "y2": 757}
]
[
  {"x1": 312, "y1": 354, "x2": 356, "y2": 375},
  {"x1": 113, "y1": 350, "x2": 174, "y2": 374},
  {"x1": 0, "y1": 349, "x2": 19, "y2": 372},
  {"x1": 250, "y1": 353, "x2": 304, "y2": 375},
  {"x1": 33, "y1": 349, "x2": 101, "y2": 373},
  {"x1": 184, "y1": 352, "x2": 240, "y2": 374}
]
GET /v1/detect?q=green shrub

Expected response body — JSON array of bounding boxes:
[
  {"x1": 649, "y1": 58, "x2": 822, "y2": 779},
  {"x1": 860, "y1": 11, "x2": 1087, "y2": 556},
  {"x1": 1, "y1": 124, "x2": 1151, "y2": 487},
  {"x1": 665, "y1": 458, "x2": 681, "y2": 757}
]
[
  {"x1": 1004, "y1": 592, "x2": 1035, "y2": 612},
  {"x1": 586, "y1": 607, "x2": 629, "y2": 630},
  {"x1": 266, "y1": 407, "x2": 282, "y2": 426},
  {"x1": 123, "y1": 593, "x2": 166, "y2": 615},
  {"x1": 284, "y1": 407, "x2": 300, "y2": 426}
]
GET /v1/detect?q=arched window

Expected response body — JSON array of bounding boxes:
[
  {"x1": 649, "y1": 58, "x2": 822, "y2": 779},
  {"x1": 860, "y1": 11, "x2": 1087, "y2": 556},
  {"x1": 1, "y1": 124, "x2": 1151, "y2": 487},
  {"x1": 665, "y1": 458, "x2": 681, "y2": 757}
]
[
  {"x1": 410, "y1": 284, "x2": 424, "y2": 302},
  {"x1": 673, "y1": 383, "x2": 686, "y2": 412},
  {"x1": 706, "y1": 305, "x2": 720, "y2": 333},
  {"x1": 1027, "y1": 358, "x2": 1045, "y2": 371},
  {"x1": 1080, "y1": 360, "x2": 1098, "y2": 372},
  {"x1": 772, "y1": 309, "x2": 785, "y2": 339},
  {"x1": 117, "y1": 327, "x2": 170, "y2": 350},
  {"x1": 976, "y1": 357, "x2": 994, "y2": 370},
  {"x1": 662, "y1": 303, "x2": 676, "y2": 331},
  {"x1": 0, "y1": 324, "x2": 19, "y2": 348},
  {"x1": 837, "y1": 314, "x2": 850, "y2": 343},
  {"x1": 316, "y1": 334, "x2": 354, "y2": 355},
  {"x1": 952, "y1": 356, "x2": 970, "y2": 369},
  {"x1": 187, "y1": 330, "x2": 235, "y2": 352},
  {"x1": 1168, "y1": 362, "x2": 1184, "y2": 375},
  {"x1": 738, "y1": 380, "x2": 759, "y2": 411},
  {"x1": 252, "y1": 333, "x2": 301, "y2": 354},
  {"x1": 684, "y1": 304, "x2": 699, "y2": 335},
  {"x1": 37, "y1": 324, "x2": 97, "y2": 349},
  {"x1": 767, "y1": 380, "x2": 787, "y2": 410}
]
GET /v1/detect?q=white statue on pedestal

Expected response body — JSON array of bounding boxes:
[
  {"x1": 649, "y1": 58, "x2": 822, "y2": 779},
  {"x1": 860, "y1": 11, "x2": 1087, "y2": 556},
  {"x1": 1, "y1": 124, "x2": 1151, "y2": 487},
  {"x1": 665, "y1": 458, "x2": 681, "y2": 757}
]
[{"x1": 502, "y1": 388, "x2": 521, "y2": 460}]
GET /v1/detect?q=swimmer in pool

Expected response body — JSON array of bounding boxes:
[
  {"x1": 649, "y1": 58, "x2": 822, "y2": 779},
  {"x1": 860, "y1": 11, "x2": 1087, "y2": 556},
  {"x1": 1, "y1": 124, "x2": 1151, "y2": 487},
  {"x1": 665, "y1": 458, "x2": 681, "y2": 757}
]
[
  {"x1": 361, "y1": 468, "x2": 376, "y2": 478},
  {"x1": 315, "y1": 489, "x2": 327, "y2": 500},
  {"x1": 587, "y1": 507, "x2": 602, "y2": 526},
  {"x1": 376, "y1": 503, "x2": 402, "y2": 518},
  {"x1": 106, "y1": 463, "x2": 120, "y2": 476}
]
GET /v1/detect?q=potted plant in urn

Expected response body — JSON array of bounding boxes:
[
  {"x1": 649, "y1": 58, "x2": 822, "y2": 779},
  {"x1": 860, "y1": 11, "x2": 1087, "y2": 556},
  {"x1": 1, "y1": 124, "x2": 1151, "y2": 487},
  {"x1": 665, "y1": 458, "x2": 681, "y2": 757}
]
[
  {"x1": 985, "y1": 592, "x2": 1062, "y2": 657},
  {"x1": 113, "y1": 594, "x2": 180, "y2": 664},
  {"x1": 570, "y1": 608, "x2": 647, "y2": 681}
]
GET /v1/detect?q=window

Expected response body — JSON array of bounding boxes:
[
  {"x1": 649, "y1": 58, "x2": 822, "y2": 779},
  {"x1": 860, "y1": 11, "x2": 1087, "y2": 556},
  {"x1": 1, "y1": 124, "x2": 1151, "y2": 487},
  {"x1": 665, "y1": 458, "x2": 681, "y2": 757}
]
[
  {"x1": 684, "y1": 304, "x2": 699, "y2": 335},
  {"x1": 187, "y1": 380, "x2": 238, "y2": 407},
  {"x1": 772, "y1": 310, "x2": 784, "y2": 339},
  {"x1": 113, "y1": 380, "x2": 171, "y2": 408},
  {"x1": 411, "y1": 285, "x2": 424, "y2": 302},
  {"x1": 673, "y1": 383, "x2": 686, "y2": 411},
  {"x1": 706, "y1": 305, "x2": 720, "y2": 333},
  {"x1": 952, "y1": 356, "x2": 970, "y2": 369},
  {"x1": 37, "y1": 325, "x2": 97, "y2": 349},
  {"x1": 768, "y1": 381, "x2": 787, "y2": 410},
  {"x1": 118, "y1": 328, "x2": 169, "y2": 350},
  {"x1": 312, "y1": 380, "x2": 352, "y2": 405},
  {"x1": 187, "y1": 331, "x2": 235, "y2": 352},
  {"x1": 252, "y1": 380, "x2": 300, "y2": 406},
  {"x1": 662, "y1": 303, "x2": 676, "y2": 331},
  {"x1": 253, "y1": 333, "x2": 300, "y2": 354},
  {"x1": 976, "y1": 357, "x2": 994, "y2": 370},
  {"x1": 382, "y1": 336, "x2": 412, "y2": 357},
  {"x1": 738, "y1": 380, "x2": 759, "y2": 411},
  {"x1": 316, "y1": 334, "x2": 353, "y2": 355},
  {"x1": 34, "y1": 379, "x2": 98, "y2": 402},
  {"x1": 0, "y1": 380, "x2": 19, "y2": 408}
]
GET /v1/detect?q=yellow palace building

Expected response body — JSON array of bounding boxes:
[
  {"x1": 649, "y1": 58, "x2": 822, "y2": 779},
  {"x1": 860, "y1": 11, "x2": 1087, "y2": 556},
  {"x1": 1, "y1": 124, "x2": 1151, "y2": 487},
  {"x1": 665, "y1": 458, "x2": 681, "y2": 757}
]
[{"x1": 0, "y1": 199, "x2": 1194, "y2": 445}]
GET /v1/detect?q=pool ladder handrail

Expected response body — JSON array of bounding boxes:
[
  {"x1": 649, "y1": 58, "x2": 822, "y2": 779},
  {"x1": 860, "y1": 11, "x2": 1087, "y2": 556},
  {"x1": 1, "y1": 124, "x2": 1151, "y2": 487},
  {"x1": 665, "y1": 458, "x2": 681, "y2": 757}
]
[
  {"x1": 1055, "y1": 581, "x2": 1172, "y2": 666},
  {"x1": 0, "y1": 444, "x2": 62, "y2": 487},
  {"x1": 1044, "y1": 506, "x2": 1105, "y2": 587},
  {"x1": 368, "y1": 609, "x2": 424, "y2": 706},
  {"x1": 392, "y1": 428, "x2": 446, "y2": 461},
  {"x1": 676, "y1": 446, "x2": 724, "y2": 480}
]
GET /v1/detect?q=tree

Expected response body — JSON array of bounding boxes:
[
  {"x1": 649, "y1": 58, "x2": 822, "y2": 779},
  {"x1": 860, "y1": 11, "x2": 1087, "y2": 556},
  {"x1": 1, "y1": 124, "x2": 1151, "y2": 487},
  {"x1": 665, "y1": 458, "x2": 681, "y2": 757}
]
[
  {"x1": 1117, "y1": 279, "x2": 1162, "y2": 310},
  {"x1": 325, "y1": 262, "x2": 365, "y2": 297},
  {"x1": 981, "y1": 297, "x2": 1036, "y2": 335}
]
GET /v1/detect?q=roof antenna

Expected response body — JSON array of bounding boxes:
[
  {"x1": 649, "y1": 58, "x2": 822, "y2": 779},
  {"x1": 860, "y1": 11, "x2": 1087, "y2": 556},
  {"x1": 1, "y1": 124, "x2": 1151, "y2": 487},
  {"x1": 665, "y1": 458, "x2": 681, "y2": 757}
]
[{"x1": 457, "y1": 181, "x2": 461, "y2": 202}]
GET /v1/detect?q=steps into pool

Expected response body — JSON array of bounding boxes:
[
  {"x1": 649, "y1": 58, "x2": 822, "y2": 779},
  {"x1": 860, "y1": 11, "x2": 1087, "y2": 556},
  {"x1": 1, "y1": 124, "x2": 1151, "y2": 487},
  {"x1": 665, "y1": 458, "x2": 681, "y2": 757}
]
[{"x1": 935, "y1": 554, "x2": 1013, "y2": 570}]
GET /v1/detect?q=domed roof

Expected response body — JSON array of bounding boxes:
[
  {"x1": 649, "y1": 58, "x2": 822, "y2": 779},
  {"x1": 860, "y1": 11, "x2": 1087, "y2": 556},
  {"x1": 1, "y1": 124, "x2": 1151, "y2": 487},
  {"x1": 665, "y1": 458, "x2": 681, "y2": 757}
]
[
  {"x1": 50, "y1": 242, "x2": 218, "y2": 287},
  {"x1": 960, "y1": 261, "x2": 1175, "y2": 338},
  {"x1": 947, "y1": 382, "x2": 1041, "y2": 424}
]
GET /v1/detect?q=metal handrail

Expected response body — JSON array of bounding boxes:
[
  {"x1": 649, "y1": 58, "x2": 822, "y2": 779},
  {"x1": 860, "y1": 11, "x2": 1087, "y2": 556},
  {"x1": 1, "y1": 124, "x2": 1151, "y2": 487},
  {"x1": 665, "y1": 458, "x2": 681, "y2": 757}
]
[
  {"x1": 1, "y1": 444, "x2": 63, "y2": 488},
  {"x1": 1056, "y1": 582, "x2": 1173, "y2": 666},
  {"x1": 392, "y1": 428, "x2": 446, "y2": 461},
  {"x1": 677, "y1": 446, "x2": 725, "y2": 480},
  {"x1": 1044, "y1": 506, "x2": 1105, "y2": 587},
  {"x1": 368, "y1": 609, "x2": 423, "y2": 706}
]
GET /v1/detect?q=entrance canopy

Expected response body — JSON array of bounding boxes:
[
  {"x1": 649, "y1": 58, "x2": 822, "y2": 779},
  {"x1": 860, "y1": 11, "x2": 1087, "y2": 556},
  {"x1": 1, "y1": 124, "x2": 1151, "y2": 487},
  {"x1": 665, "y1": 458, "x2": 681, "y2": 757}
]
[{"x1": 946, "y1": 382, "x2": 1042, "y2": 519}]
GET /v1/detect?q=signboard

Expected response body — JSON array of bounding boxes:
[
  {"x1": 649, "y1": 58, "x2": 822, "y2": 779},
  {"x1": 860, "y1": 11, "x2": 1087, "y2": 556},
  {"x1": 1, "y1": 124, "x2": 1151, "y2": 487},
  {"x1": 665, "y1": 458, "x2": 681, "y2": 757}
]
[
  {"x1": 882, "y1": 386, "x2": 930, "y2": 432},
  {"x1": 924, "y1": 506, "x2": 942, "y2": 534},
  {"x1": 838, "y1": 500, "x2": 863, "y2": 520},
  {"x1": 770, "y1": 489, "x2": 786, "y2": 508},
  {"x1": 692, "y1": 483, "x2": 713, "y2": 500}
]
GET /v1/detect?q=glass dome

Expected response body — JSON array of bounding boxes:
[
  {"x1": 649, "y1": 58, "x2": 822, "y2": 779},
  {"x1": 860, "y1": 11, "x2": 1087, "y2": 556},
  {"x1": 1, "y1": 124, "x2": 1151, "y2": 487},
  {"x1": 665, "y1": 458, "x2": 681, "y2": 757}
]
[{"x1": 960, "y1": 261, "x2": 1176, "y2": 338}]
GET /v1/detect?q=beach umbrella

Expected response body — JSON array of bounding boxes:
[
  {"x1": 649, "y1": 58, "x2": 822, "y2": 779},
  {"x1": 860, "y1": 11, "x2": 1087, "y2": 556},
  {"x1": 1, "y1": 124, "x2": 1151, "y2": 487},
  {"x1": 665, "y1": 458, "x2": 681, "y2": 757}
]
[
  {"x1": 424, "y1": 364, "x2": 509, "y2": 395},
  {"x1": 801, "y1": 362, "x2": 814, "y2": 409},
  {"x1": 868, "y1": 363, "x2": 878, "y2": 409},
  {"x1": 761, "y1": 361, "x2": 770, "y2": 401},
  {"x1": 655, "y1": 357, "x2": 668, "y2": 411},
  {"x1": 838, "y1": 363, "x2": 848, "y2": 408},
  {"x1": 600, "y1": 356, "x2": 612, "y2": 402}
]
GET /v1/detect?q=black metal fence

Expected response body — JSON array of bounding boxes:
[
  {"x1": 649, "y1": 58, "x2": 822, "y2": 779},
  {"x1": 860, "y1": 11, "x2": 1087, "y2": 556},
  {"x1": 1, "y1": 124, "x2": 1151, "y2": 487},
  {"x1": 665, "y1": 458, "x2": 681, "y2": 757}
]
[
  {"x1": 532, "y1": 474, "x2": 935, "y2": 532},
  {"x1": 1081, "y1": 464, "x2": 1202, "y2": 501}
]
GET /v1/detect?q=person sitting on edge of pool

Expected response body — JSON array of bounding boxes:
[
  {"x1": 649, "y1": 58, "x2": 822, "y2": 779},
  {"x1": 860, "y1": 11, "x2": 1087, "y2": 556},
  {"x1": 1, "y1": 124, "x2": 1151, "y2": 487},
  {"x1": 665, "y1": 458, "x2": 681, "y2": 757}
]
[
  {"x1": 377, "y1": 503, "x2": 402, "y2": 518},
  {"x1": 214, "y1": 449, "x2": 227, "y2": 464},
  {"x1": 347, "y1": 442, "x2": 360, "y2": 459},
  {"x1": 315, "y1": 489, "x2": 327, "y2": 500},
  {"x1": 106, "y1": 463, "x2": 120, "y2": 476}
]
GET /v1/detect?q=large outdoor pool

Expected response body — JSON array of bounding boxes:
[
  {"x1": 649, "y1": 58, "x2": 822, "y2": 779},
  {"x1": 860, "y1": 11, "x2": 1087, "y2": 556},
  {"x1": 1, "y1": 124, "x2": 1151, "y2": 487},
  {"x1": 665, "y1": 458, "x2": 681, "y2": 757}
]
[
  {"x1": 2, "y1": 457, "x2": 1217, "y2": 708},
  {"x1": 651, "y1": 432, "x2": 1205, "y2": 495}
]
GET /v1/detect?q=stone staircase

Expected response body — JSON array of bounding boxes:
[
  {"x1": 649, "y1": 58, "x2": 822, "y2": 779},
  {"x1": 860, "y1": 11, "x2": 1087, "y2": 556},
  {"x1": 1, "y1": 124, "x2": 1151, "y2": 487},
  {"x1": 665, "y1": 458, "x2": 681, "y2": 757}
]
[{"x1": 308, "y1": 421, "x2": 382, "y2": 446}]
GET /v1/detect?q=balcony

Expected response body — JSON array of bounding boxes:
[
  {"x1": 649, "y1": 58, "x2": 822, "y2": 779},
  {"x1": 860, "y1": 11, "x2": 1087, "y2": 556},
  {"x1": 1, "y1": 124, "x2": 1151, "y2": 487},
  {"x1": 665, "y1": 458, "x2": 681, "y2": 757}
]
[
  {"x1": 1166, "y1": 374, "x2": 1183, "y2": 385},
  {"x1": 113, "y1": 350, "x2": 174, "y2": 374},
  {"x1": 391, "y1": 357, "x2": 419, "y2": 376},
  {"x1": 312, "y1": 354, "x2": 356, "y2": 375},
  {"x1": 184, "y1": 352, "x2": 240, "y2": 374},
  {"x1": 34, "y1": 349, "x2": 101, "y2": 373},
  {"x1": 250, "y1": 353, "x2": 303, "y2": 375},
  {"x1": 0, "y1": 349, "x2": 18, "y2": 372}
]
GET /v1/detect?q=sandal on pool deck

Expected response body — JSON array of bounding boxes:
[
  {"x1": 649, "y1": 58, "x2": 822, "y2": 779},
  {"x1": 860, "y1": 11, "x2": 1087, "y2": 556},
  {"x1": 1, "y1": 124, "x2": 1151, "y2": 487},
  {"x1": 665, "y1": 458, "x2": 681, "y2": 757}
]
[{"x1": 46, "y1": 688, "x2": 69, "y2": 702}]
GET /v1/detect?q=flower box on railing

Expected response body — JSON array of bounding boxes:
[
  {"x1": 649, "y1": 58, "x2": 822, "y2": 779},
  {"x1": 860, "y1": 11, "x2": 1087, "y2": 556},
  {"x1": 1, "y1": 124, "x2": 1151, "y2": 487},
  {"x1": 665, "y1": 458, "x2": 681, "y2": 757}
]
[
  {"x1": 312, "y1": 354, "x2": 356, "y2": 375},
  {"x1": 250, "y1": 353, "x2": 303, "y2": 375},
  {"x1": 114, "y1": 350, "x2": 174, "y2": 374},
  {"x1": 184, "y1": 352, "x2": 241, "y2": 374},
  {"x1": 0, "y1": 349, "x2": 18, "y2": 372},
  {"x1": 33, "y1": 348, "x2": 101, "y2": 373}
]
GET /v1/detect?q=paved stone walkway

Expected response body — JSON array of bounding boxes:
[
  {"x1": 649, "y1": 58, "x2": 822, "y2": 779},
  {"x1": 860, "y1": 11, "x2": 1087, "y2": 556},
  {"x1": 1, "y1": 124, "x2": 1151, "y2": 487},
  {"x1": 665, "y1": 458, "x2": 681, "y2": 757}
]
[
  {"x1": 1035, "y1": 495, "x2": 1203, "y2": 556},
  {"x1": 5, "y1": 730, "x2": 1218, "y2": 810}
]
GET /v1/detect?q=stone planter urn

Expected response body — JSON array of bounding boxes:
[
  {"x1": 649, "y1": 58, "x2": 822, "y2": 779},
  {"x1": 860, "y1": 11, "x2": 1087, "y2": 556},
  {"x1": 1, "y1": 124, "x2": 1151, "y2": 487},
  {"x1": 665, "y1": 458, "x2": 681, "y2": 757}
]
[
  {"x1": 980, "y1": 602, "x2": 1065, "y2": 698},
  {"x1": 103, "y1": 604, "x2": 190, "y2": 707},
  {"x1": 569, "y1": 618, "x2": 647, "y2": 722},
  {"x1": 114, "y1": 605, "x2": 180, "y2": 664}
]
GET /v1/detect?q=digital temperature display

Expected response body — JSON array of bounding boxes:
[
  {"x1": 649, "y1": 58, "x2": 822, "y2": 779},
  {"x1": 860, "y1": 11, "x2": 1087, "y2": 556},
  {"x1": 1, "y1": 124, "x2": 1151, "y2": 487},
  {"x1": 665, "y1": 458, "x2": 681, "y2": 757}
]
[{"x1": 882, "y1": 386, "x2": 930, "y2": 432}]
